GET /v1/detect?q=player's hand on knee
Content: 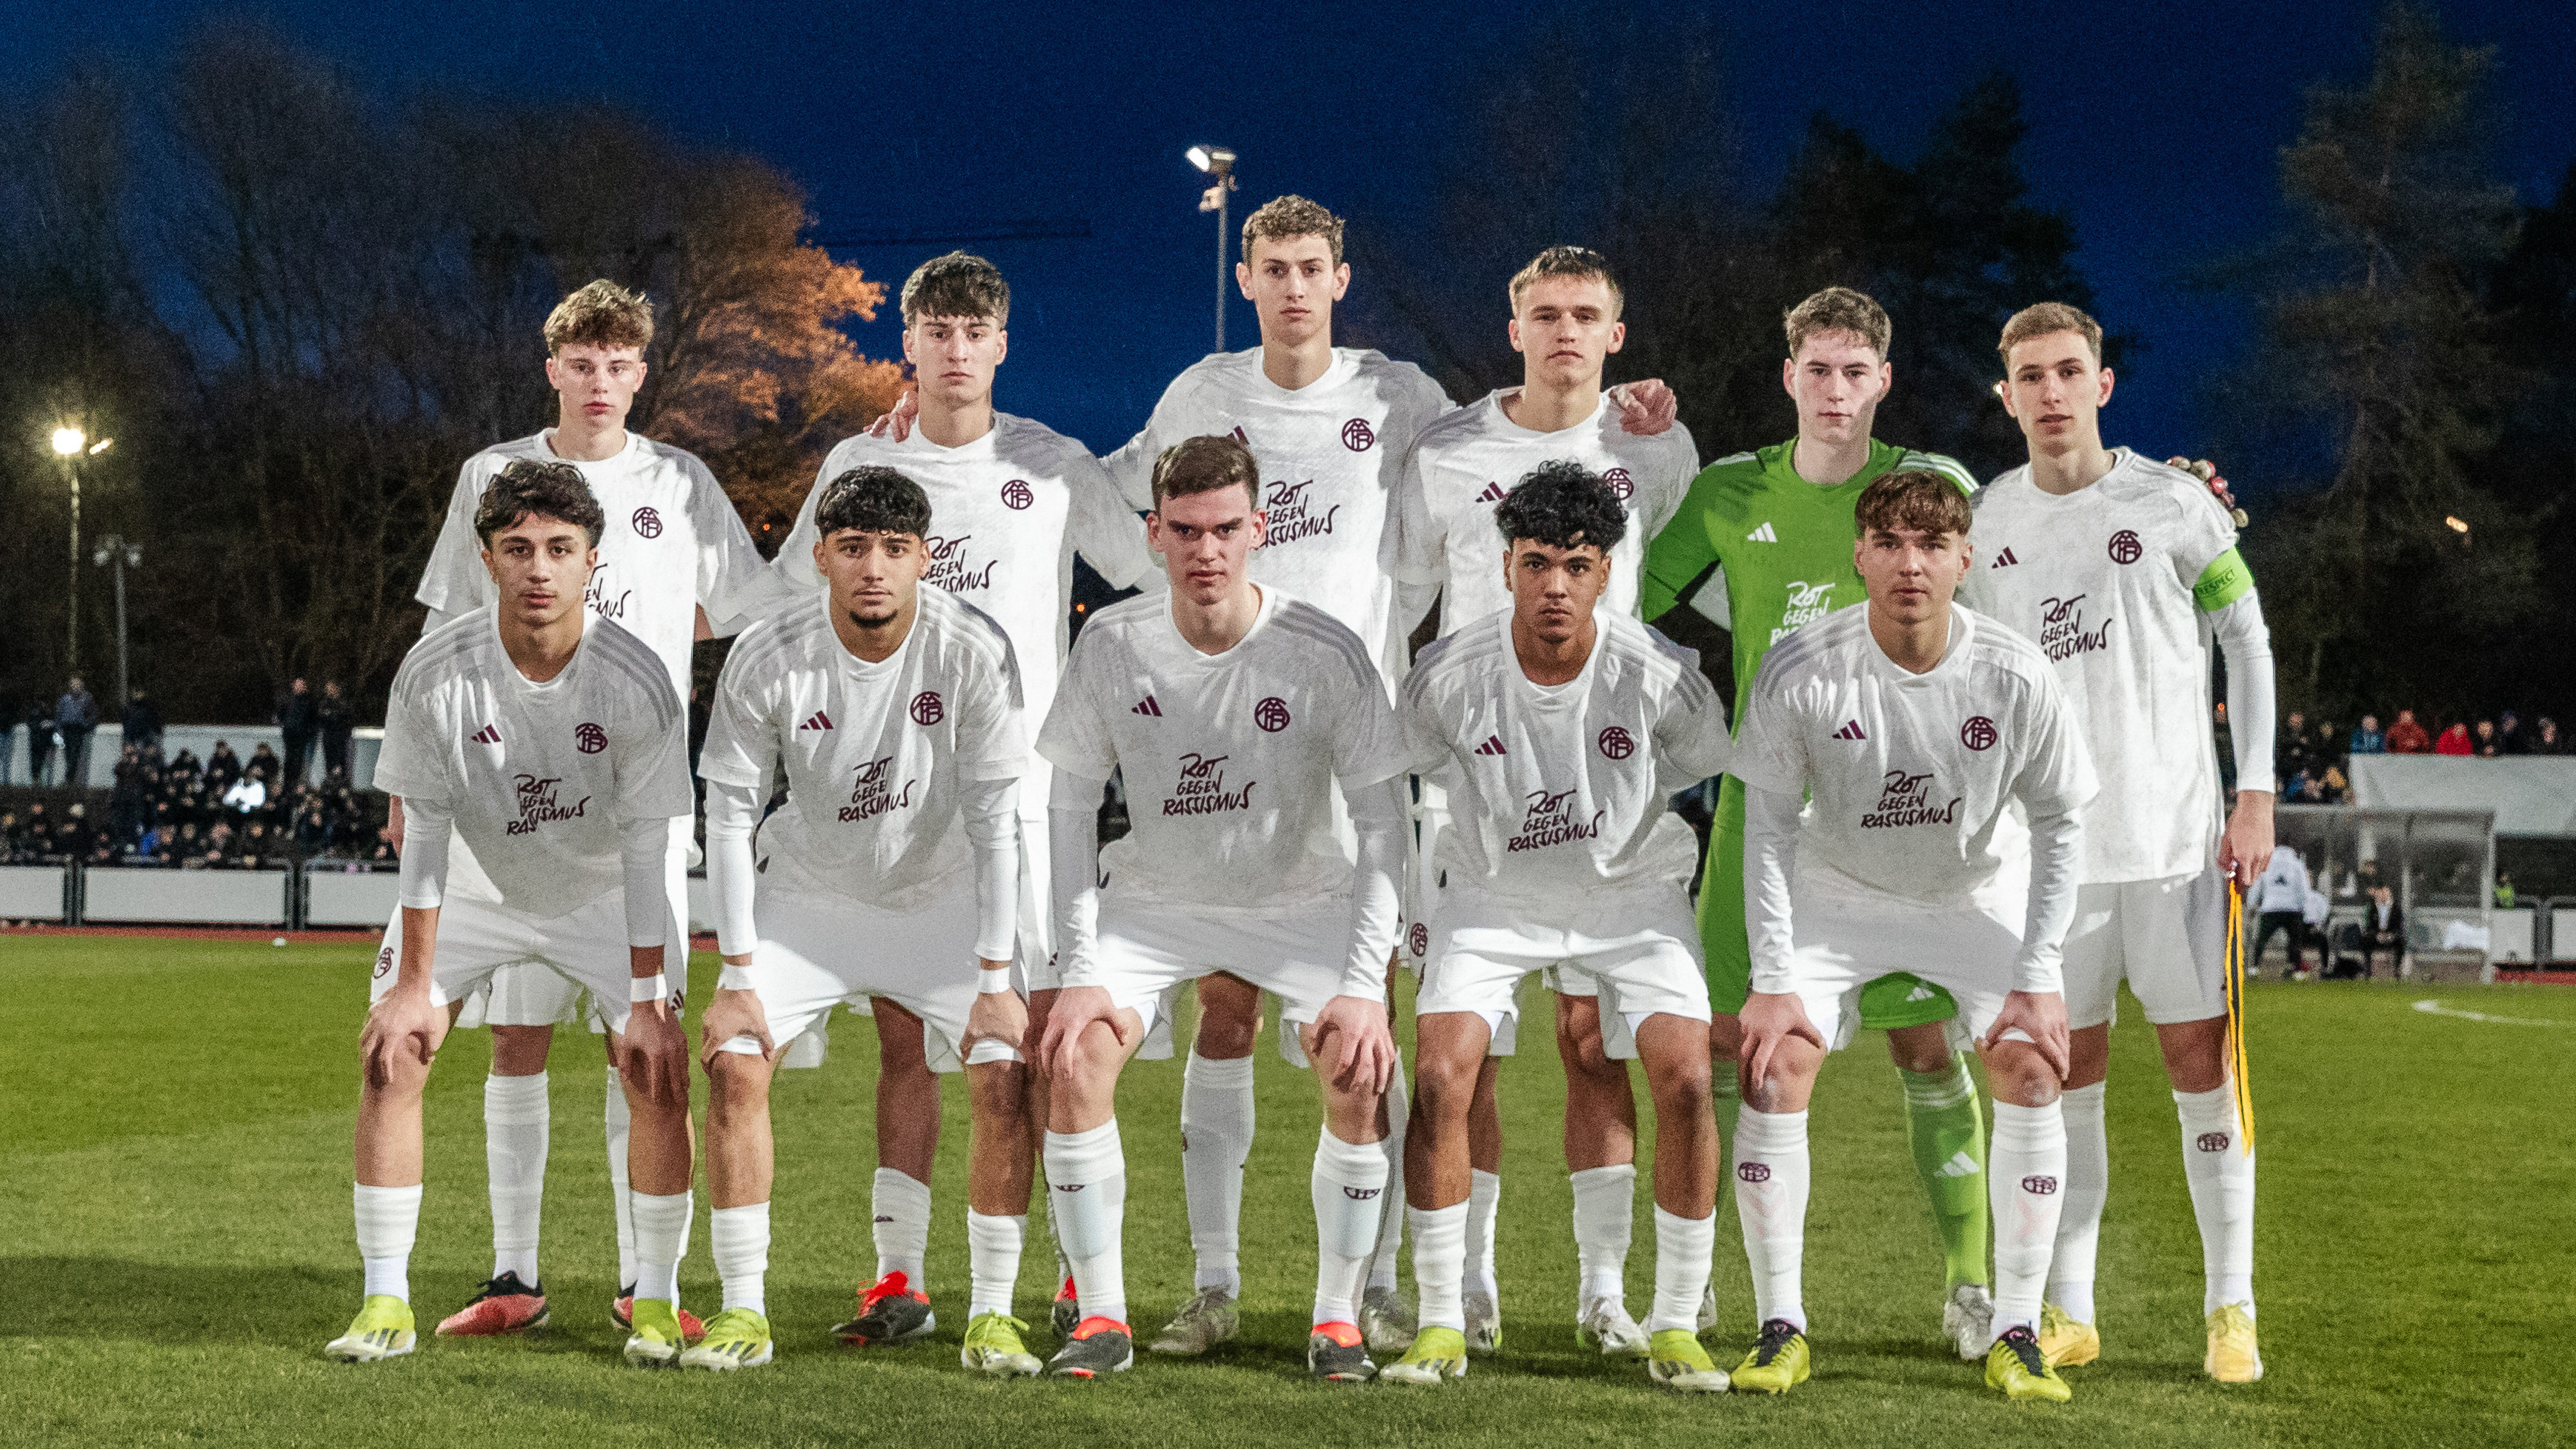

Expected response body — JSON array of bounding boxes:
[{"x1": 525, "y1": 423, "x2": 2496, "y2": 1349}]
[
  {"x1": 964, "y1": 961, "x2": 1030, "y2": 1060},
  {"x1": 360, "y1": 988, "x2": 447, "y2": 1089},
  {"x1": 1311, "y1": 995, "x2": 1397, "y2": 1096},
  {"x1": 1038, "y1": 985, "x2": 1124, "y2": 1076},
  {"x1": 1608, "y1": 378, "x2": 1679, "y2": 437},
  {"x1": 1983, "y1": 990, "x2": 2071, "y2": 1083},
  {"x1": 696, "y1": 986, "x2": 773, "y2": 1070},
  {"x1": 1737, "y1": 991, "x2": 1823, "y2": 1097},
  {"x1": 622, "y1": 999, "x2": 691, "y2": 1107}
]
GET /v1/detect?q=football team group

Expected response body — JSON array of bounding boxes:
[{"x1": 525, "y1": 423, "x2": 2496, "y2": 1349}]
[{"x1": 327, "y1": 192, "x2": 2272, "y2": 1405}]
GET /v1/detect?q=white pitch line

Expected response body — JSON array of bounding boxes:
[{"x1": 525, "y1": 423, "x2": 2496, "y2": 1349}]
[{"x1": 2411, "y1": 999, "x2": 2576, "y2": 1027}]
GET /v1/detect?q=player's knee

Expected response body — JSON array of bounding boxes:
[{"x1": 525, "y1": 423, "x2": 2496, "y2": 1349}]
[
  {"x1": 489, "y1": 1024, "x2": 553, "y2": 1076},
  {"x1": 1412, "y1": 1050, "x2": 1480, "y2": 1121},
  {"x1": 1191, "y1": 989, "x2": 1262, "y2": 1059},
  {"x1": 1884, "y1": 1024, "x2": 1954, "y2": 1075},
  {"x1": 1650, "y1": 1053, "x2": 1714, "y2": 1114},
  {"x1": 704, "y1": 1051, "x2": 771, "y2": 1116},
  {"x1": 1983, "y1": 1045, "x2": 2060, "y2": 1107}
]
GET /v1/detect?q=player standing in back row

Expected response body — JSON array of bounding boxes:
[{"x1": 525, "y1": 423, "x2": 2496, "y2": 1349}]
[
  {"x1": 1960, "y1": 302, "x2": 2274, "y2": 1384},
  {"x1": 765, "y1": 253, "x2": 1153, "y2": 1341},
  {"x1": 1640, "y1": 288, "x2": 2000, "y2": 1356},
  {"x1": 1392, "y1": 246, "x2": 1700, "y2": 1356},
  {"x1": 1102, "y1": 196, "x2": 1679, "y2": 1357},
  {"x1": 408, "y1": 282, "x2": 774, "y2": 1344}
]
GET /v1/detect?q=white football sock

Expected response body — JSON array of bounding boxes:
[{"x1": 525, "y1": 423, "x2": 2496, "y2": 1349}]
[
  {"x1": 1310, "y1": 1128, "x2": 1388, "y2": 1328},
  {"x1": 605, "y1": 1066, "x2": 636, "y2": 1288},
  {"x1": 484, "y1": 1071, "x2": 548, "y2": 1285},
  {"x1": 1570, "y1": 1162, "x2": 1635, "y2": 1306},
  {"x1": 2050, "y1": 1081, "x2": 2109, "y2": 1325},
  {"x1": 968, "y1": 1210, "x2": 1027, "y2": 1320},
  {"x1": 1648, "y1": 1204, "x2": 1716, "y2": 1334},
  {"x1": 872, "y1": 1167, "x2": 932, "y2": 1290},
  {"x1": 1465, "y1": 1167, "x2": 1501, "y2": 1302},
  {"x1": 1368, "y1": 1058, "x2": 1410, "y2": 1292},
  {"x1": 1408, "y1": 1202, "x2": 1468, "y2": 1332},
  {"x1": 1989, "y1": 1100, "x2": 2069, "y2": 1337},
  {"x1": 630, "y1": 1188, "x2": 693, "y2": 1307},
  {"x1": 2174, "y1": 1080, "x2": 2257, "y2": 1315},
  {"x1": 1043, "y1": 1122, "x2": 1128, "y2": 1326},
  {"x1": 1178, "y1": 1051, "x2": 1253, "y2": 1296},
  {"x1": 711, "y1": 1202, "x2": 770, "y2": 1318},
  {"x1": 1733, "y1": 1105, "x2": 1809, "y2": 1333},
  {"x1": 354, "y1": 1182, "x2": 422, "y2": 1302}
]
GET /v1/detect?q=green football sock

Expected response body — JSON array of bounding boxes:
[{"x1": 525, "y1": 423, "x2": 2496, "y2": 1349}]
[{"x1": 1900, "y1": 1054, "x2": 1988, "y2": 1289}]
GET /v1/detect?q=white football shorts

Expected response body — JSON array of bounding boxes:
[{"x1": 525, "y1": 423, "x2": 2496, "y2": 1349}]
[
  {"x1": 1417, "y1": 879, "x2": 1708, "y2": 1062},
  {"x1": 2060, "y1": 865, "x2": 2229, "y2": 1030}
]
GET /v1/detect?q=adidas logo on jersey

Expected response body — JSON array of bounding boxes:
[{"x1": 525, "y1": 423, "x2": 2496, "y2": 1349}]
[
  {"x1": 1475, "y1": 482, "x2": 1508, "y2": 504},
  {"x1": 799, "y1": 710, "x2": 833, "y2": 731},
  {"x1": 1831, "y1": 720, "x2": 1866, "y2": 741},
  {"x1": 468, "y1": 724, "x2": 501, "y2": 745},
  {"x1": 1747, "y1": 522, "x2": 1779, "y2": 542},
  {"x1": 1228, "y1": 426, "x2": 1250, "y2": 447},
  {"x1": 1991, "y1": 547, "x2": 2020, "y2": 568},
  {"x1": 1132, "y1": 695, "x2": 1163, "y2": 716},
  {"x1": 1473, "y1": 734, "x2": 1507, "y2": 756}
]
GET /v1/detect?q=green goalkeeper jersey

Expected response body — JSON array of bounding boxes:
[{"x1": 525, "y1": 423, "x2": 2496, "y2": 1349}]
[{"x1": 1641, "y1": 437, "x2": 1979, "y2": 704}]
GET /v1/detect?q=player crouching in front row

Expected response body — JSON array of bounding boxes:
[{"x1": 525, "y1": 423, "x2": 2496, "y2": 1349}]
[
  {"x1": 1383, "y1": 462, "x2": 1734, "y2": 1393},
  {"x1": 1034, "y1": 434, "x2": 1412, "y2": 1381},
  {"x1": 330, "y1": 461, "x2": 699, "y2": 1365},
  {"x1": 690, "y1": 467, "x2": 1042, "y2": 1375},
  {"x1": 1728, "y1": 469, "x2": 2097, "y2": 1402}
]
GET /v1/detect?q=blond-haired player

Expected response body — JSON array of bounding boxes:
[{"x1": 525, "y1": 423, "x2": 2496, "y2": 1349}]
[
  {"x1": 1961, "y1": 302, "x2": 2274, "y2": 1383},
  {"x1": 405, "y1": 279, "x2": 774, "y2": 1342}
]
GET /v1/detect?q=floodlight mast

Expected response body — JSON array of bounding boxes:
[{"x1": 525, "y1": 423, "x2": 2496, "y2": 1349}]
[{"x1": 1189, "y1": 146, "x2": 1239, "y2": 352}]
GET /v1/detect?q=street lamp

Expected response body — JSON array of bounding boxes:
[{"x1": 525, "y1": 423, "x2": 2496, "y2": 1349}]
[
  {"x1": 47, "y1": 426, "x2": 113, "y2": 676},
  {"x1": 93, "y1": 534, "x2": 142, "y2": 712},
  {"x1": 1188, "y1": 145, "x2": 1238, "y2": 353}
]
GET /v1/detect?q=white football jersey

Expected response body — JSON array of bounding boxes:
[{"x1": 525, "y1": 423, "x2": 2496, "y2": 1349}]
[
  {"x1": 415, "y1": 430, "x2": 773, "y2": 700},
  {"x1": 372, "y1": 610, "x2": 693, "y2": 921},
  {"x1": 1962, "y1": 449, "x2": 2241, "y2": 882},
  {"x1": 771, "y1": 413, "x2": 1153, "y2": 750},
  {"x1": 1732, "y1": 603, "x2": 2095, "y2": 907},
  {"x1": 1402, "y1": 608, "x2": 1730, "y2": 903},
  {"x1": 1395, "y1": 390, "x2": 1698, "y2": 635},
  {"x1": 697, "y1": 587, "x2": 1026, "y2": 910},
  {"x1": 1036, "y1": 586, "x2": 1411, "y2": 911},
  {"x1": 1103, "y1": 348, "x2": 1456, "y2": 682}
]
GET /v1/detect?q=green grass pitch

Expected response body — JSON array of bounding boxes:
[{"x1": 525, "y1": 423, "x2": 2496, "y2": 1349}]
[{"x1": 2, "y1": 934, "x2": 2570, "y2": 1447}]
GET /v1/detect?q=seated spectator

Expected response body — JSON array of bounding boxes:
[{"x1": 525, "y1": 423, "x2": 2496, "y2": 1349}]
[
  {"x1": 2537, "y1": 717, "x2": 2564, "y2": 756},
  {"x1": 2277, "y1": 710, "x2": 2313, "y2": 785},
  {"x1": 174, "y1": 821, "x2": 204, "y2": 867},
  {"x1": 167, "y1": 747, "x2": 202, "y2": 787},
  {"x1": 204, "y1": 741, "x2": 242, "y2": 795},
  {"x1": 204, "y1": 820, "x2": 237, "y2": 867},
  {"x1": 293, "y1": 798, "x2": 333, "y2": 858},
  {"x1": 365, "y1": 824, "x2": 399, "y2": 866},
  {"x1": 2498, "y1": 711, "x2": 2530, "y2": 756},
  {"x1": 2362, "y1": 883, "x2": 2404, "y2": 977},
  {"x1": 2386, "y1": 709, "x2": 2432, "y2": 753},
  {"x1": 239, "y1": 820, "x2": 276, "y2": 868},
  {"x1": 2280, "y1": 767, "x2": 2314, "y2": 803},
  {"x1": 2349, "y1": 716, "x2": 2384, "y2": 757},
  {"x1": 2435, "y1": 721, "x2": 2472, "y2": 756},
  {"x1": 2316, "y1": 763, "x2": 2348, "y2": 804},
  {"x1": 222, "y1": 773, "x2": 267, "y2": 816},
  {"x1": 2473, "y1": 719, "x2": 2499, "y2": 757},
  {"x1": 247, "y1": 742, "x2": 282, "y2": 790},
  {"x1": 0, "y1": 810, "x2": 19, "y2": 864}
]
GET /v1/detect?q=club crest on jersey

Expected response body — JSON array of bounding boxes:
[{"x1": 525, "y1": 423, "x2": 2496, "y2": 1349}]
[
  {"x1": 508, "y1": 773, "x2": 590, "y2": 834},
  {"x1": 1165, "y1": 751, "x2": 1257, "y2": 816},
  {"x1": 1254, "y1": 697, "x2": 1292, "y2": 733},
  {"x1": 1960, "y1": 716, "x2": 1998, "y2": 752},
  {"x1": 911, "y1": 691, "x2": 944, "y2": 726},
  {"x1": 1000, "y1": 479, "x2": 1035, "y2": 511},
  {"x1": 1508, "y1": 785, "x2": 1606, "y2": 853},
  {"x1": 1408, "y1": 922, "x2": 1429, "y2": 956},
  {"x1": 924, "y1": 534, "x2": 996, "y2": 592},
  {"x1": 2038, "y1": 594, "x2": 2112, "y2": 662},
  {"x1": 570, "y1": 722, "x2": 608, "y2": 754},
  {"x1": 1769, "y1": 579, "x2": 1834, "y2": 643},
  {"x1": 469, "y1": 723, "x2": 502, "y2": 745},
  {"x1": 1340, "y1": 418, "x2": 1376, "y2": 452},
  {"x1": 1475, "y1": 482, "x2": 1508, "y2": 504},
  {"x1": 843, "y1": 754, "x2": 918, "y2": 822},
  {"x1": 1597, "y1": 725, "x2": 1635, "y2": 760},
  {"x1": 2108, "y1": 530, "x2": 2143, "y2": 564},
  {"x1": 1259, "y1": 479, "x2": 1340, "y2": 547},
  {"x1": 1603, "y1": 467, "x2": 1634, "y2": 501},
  {"x1": 630, "y1": 506, "x2": 663, "y2": 539},
  {"x1": 1862, "y1": 768, "x2": 1961, "y2": 830}
]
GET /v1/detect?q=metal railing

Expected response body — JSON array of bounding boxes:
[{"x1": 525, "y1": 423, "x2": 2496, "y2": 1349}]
[{"x1": 0, "y1": 858, "x2": 398, "y2": 930}]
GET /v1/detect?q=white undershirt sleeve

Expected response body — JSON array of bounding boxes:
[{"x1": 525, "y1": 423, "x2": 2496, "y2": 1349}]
[
  {"x1": 1742, "y1": 785, "x2": 1803, "y2": 996},
  {"x1": 2016, "y1": 803, "x2": 2085, "y2": 995},
  {"x1": 395, "y1": 796, "x2": 453, "y2": 910},
  {"x1": 1048, "y1": 769, "x2": 1108, "y2": 989},
  {"x1": 620, "y1": 815, "x2": 668, "y2": 951},
  {"x1": 2208, "y1": 590, "x2": 2277, "y2": 794},
  {"x1": 961, "y1": 775, "x2": 1020, "y2": 963},
  {"x1": 702, "y1": 780, "x2": 762, "y2": 959},
  {"x1": 1338, "y1": 775, "x2": 1409, "y2": 1002}
]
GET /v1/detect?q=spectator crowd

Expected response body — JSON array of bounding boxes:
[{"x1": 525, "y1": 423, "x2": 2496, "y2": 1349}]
[{"x1": 2264, "y1": 707, "x2": 2566, "y2": 805}]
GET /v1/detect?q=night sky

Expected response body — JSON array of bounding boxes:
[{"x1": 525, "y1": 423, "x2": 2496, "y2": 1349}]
[{"x1": 10, "y1": 1, "x2": 2572, "y2": 493}]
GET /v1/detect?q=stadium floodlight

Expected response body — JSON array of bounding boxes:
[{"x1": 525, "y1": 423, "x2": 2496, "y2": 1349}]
[
  {"x1": 51, "y1": 426, "x2": 83, "y2": 456},
  {"x1": 2444, "y1": 516, "x2": 2469, "y2": 534},
  {"x1": 1187, "y1": 146, "x2": 1239, "y2": 351},
  {"x1": 89, "y1": 436, "x2": 113, "y2": 456}
]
